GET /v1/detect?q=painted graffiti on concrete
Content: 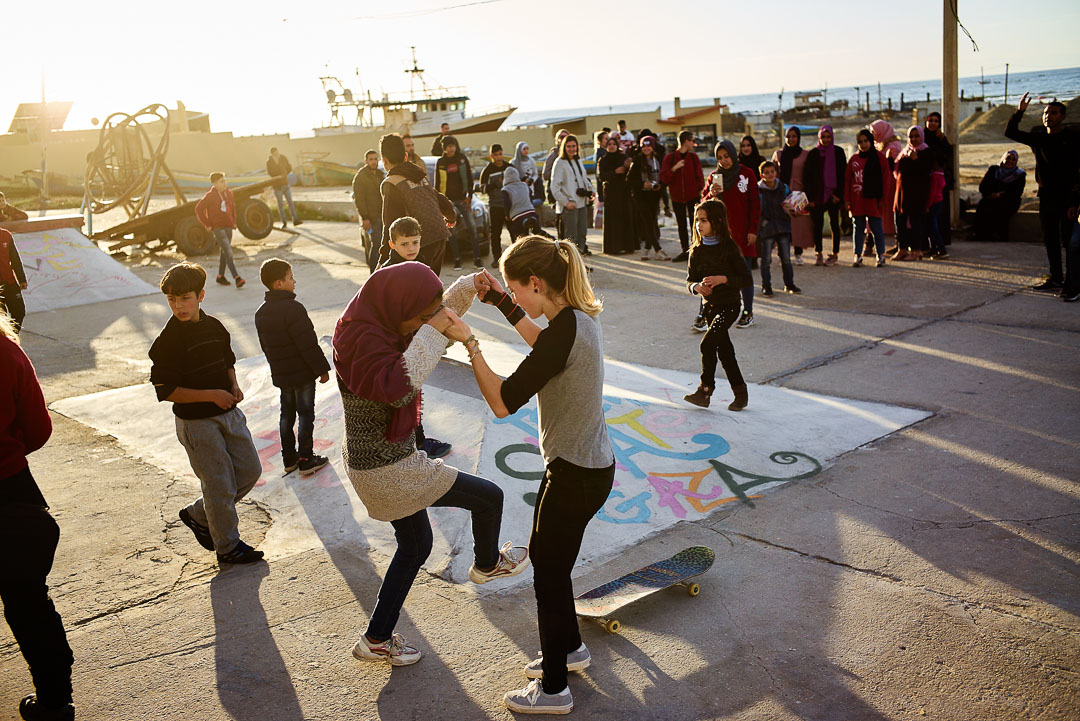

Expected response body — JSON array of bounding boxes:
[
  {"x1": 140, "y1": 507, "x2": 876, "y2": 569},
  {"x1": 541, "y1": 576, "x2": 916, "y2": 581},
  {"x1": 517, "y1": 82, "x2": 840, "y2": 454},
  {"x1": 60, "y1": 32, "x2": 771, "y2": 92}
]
[{"x1": 492, "y1": 396, "x2": 822, "y2": 525}]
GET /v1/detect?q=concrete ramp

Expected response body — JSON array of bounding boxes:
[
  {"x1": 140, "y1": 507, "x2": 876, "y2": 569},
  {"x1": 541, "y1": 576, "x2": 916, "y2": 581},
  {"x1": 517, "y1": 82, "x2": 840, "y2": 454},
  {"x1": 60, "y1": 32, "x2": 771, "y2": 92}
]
[
  {"x1": 12, "y1": 220, "x2": 157, "y2": 312},
  {"x1": 52, "y1": 337, "x2": 931, "y2": 593}
]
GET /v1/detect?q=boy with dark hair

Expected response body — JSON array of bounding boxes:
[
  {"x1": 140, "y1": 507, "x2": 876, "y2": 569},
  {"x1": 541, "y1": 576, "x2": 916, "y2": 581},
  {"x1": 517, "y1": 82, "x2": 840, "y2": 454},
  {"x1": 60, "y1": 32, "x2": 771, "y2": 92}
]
[
  {"x1": 267, "y1": 147, "x2": 301, "y2": 229},
  {"x1": 480, "y1": 144, "x2": 512, "y2": 266},
  {"x1": 149, "y1": 262, "x2": 264, "y2": 564},
  {"x1": 254, "y1": 259, "x2": 331, "y2": 476},
  {"x1": 379, "y1": 216, "x2": 422, "y2": 268},
  {"x1": 0, "y1": 226, "x2": 28, "y2": 333},
  {"x1": 660, "y1": 130, "x2": 705, "y2": 262},
  {"x1": 194, "y1": 173, "x2": 246, "y2": 288},
  {"x1": 435, "y1": 136, "x2": 483, "y2": 271},
  {"x1": 378, "y1": 133, "x2": 457, "y2": 273}
]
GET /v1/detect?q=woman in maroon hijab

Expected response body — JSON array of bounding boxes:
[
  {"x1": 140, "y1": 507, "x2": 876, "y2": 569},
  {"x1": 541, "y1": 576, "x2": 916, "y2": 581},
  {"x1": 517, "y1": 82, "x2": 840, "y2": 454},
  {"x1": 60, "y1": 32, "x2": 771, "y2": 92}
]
[{"x1": 332, "y1": 262, "x2": 529, "y2": 667}]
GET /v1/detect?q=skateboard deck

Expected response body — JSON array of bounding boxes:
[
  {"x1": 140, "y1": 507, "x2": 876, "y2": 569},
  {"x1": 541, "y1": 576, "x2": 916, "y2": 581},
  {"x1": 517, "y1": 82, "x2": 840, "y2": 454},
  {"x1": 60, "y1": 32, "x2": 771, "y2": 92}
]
[{"x1": 574, "y1": 546, "x2": 715, "y2": 633}]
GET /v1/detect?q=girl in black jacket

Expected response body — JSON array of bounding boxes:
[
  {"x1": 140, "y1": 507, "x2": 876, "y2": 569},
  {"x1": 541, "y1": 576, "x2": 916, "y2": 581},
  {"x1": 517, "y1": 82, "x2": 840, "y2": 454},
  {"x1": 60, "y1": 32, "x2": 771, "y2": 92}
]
[{"x1": 683, "y1": 199, "x2": 753, "y2": 411}]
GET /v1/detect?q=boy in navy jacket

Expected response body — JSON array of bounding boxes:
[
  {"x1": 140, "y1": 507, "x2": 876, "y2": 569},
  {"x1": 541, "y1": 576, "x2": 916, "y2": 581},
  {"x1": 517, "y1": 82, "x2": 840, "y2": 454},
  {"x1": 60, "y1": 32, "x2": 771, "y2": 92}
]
[{"x1": 254, "y1": 259, "x2": 331, "y2": 476}]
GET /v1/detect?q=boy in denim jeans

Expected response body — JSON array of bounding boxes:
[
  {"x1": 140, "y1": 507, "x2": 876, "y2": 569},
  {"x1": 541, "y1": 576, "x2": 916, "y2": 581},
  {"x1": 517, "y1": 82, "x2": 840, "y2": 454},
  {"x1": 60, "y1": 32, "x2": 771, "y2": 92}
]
[
  {"x1": 149, "y1": 263, "x2": 264, "y2": 564},
  {"x1": 254, "y1": 258, "x2": 331, "y2": 476},
  {"x1": 757, "y1": 161, "x2": 800, "y2": 296}
]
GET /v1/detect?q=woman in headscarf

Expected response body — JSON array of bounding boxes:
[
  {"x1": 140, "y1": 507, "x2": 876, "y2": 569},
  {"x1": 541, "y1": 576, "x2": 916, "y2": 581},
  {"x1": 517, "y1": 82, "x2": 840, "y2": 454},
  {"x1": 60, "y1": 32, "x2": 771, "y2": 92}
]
[
  {"x1": 511, "y1": 141, "x2": 539, "y2": 194},
  {"x1": 923, "y1": 111, "x2": 955, "y2": 247},
  {"x1": 771, "y1": 126, "x2": 814, "y2": 264},
  {"x1": 870, "y1": 119, "x2": 904, "y2": 246},
  {"x1": 845, "y1": 128, "x2": 891, "y2": 266},
  {"x1": 334, "y1": 263, "x2": 529, "y2": 667},
  {"x1": 628, "y1": 136, "x2": 669, "y2": 260},
  {"x1": 593, "y1": 130, "x2": 610, "y2": 215},
  {"x1": 973, "y1": 149, "x2": 1027, "y2": 242},
  {"x1": 597, "y1": 134, "x2": 634, "y2": 254},
  {"x1": 892, "y1": 125, "x2": 933, "y2": 261},
  {"x1": 738, "y1": 135, "x2": 766, "y2": 182},
  {"x1": 802, "y1": 125, "x2": 848, "y2": 266},
  {"x1": 703, "y1": 139, "x2": 761, "y2": 327}
]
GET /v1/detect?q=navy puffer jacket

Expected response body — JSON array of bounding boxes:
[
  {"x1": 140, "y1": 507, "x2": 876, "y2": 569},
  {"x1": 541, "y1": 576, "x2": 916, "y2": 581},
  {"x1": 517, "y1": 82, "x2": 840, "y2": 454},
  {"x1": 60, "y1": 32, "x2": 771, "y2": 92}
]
[{"x1": 254, "y1": 290, "x2": 331, "y2": 388}]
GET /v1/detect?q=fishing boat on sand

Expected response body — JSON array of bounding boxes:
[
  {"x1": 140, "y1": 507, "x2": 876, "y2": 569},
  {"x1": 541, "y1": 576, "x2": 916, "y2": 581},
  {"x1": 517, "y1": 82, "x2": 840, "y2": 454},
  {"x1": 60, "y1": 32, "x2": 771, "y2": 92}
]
[{"x1": 314, "y1": 47, "x2": 514, "y2": 138}]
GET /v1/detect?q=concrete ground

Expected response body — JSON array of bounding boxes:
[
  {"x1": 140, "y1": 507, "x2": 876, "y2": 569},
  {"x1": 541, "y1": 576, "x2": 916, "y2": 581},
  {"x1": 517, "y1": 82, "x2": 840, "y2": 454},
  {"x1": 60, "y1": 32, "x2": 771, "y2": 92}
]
[{"x1": 1, "y1": 220, "x2": 1078, "y2": 721}]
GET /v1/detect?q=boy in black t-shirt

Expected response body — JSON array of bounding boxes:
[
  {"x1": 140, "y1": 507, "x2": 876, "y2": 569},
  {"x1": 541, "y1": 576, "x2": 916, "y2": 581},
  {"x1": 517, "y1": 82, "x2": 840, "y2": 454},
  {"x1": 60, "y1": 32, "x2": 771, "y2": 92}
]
[{"x1": 148, "y1": 262, "x2": 264, "y2": 564}]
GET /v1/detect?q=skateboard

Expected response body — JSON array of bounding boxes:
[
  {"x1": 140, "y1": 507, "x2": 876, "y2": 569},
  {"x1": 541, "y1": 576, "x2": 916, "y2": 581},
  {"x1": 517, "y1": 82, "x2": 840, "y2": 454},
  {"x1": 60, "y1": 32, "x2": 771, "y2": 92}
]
[{"x1": 574, "y1": 546, "x2": 715, "y2": 634}]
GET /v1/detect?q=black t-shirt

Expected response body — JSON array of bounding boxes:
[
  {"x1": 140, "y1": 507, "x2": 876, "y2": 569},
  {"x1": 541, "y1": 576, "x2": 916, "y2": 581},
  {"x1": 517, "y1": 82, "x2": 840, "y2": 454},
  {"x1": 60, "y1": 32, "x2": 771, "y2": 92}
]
[{"x1": 149, "y1": 311, "x2": 236, "y2": 419}]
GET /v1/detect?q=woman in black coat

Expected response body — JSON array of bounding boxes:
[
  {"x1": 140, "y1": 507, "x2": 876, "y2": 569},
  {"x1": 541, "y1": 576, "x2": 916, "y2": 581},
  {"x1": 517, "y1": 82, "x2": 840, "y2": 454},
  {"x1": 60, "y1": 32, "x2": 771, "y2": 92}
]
[
  {"x1": 973, "y1": 149, "x2": 1027, "y2": 242},
  {"x1": 802, "y1": 125, "x2": 848, "y2": 265},
  {"x1": 597, "y1": 136, "x2": 635, "y2": 254}
]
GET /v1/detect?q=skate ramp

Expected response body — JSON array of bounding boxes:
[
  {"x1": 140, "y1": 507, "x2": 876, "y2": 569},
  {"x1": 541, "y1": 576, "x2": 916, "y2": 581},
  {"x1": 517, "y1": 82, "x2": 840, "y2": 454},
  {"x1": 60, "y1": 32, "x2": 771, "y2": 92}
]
[
  {"x1": 13, "y1": 224, "x2": 157, "y2": 312},
  {"x1": 52, "y1": 337, "x2": 931, "y2": 592}
]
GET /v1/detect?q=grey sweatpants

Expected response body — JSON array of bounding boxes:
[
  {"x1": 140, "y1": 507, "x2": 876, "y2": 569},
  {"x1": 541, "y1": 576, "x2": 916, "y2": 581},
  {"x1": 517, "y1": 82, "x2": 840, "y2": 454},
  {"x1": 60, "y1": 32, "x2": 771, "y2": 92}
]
[{"x1": 175, "y1": 407, "x2": 262, "y2": 554}]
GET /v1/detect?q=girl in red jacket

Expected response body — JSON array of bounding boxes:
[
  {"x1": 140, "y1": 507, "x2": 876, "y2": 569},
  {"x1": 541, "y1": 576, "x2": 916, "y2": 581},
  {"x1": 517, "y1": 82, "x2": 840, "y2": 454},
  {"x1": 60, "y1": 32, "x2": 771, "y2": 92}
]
[
  {"x1": 703, "y1": 140, "x2": 760, "y2": 327},
  {"x1": 845, "y1": 129, "x2": 891, "y2": 267},
  {"x1": 0, "y1": 311, "x2": 76, "y2": 719}
]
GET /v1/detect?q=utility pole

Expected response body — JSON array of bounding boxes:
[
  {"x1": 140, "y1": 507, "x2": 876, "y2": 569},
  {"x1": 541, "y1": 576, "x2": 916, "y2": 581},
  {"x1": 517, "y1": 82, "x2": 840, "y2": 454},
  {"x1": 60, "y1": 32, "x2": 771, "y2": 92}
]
[
  {"x1": 1004, "y1": 63, "x2": 1010, "y2": 105},
  {"x1": 943, "y1": 0, "x2": 959, "y2": 228}
]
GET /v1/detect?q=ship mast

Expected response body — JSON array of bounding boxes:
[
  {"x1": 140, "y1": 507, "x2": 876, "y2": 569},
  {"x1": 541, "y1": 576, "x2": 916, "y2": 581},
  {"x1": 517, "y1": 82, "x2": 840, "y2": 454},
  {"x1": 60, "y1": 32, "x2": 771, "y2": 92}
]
[{"x1": 405, "y1": 46, "x2": 432, "y2": 101}]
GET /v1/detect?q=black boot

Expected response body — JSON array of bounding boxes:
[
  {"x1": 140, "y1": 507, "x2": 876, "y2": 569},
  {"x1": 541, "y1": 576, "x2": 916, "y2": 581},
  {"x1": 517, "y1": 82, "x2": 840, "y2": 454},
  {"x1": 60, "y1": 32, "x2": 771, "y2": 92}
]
[
  {"x1": 684, "y1": 384, "x2": 713, "y2": 408},
  {"x1": 727, "y1": 384, "x2": 748, "y2": 411}
]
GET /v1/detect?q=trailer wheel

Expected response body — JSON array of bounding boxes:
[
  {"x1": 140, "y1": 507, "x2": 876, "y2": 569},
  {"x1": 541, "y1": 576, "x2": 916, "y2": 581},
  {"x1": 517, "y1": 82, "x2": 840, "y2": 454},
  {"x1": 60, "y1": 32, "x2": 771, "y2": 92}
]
[
  {"x1": 174, "y1": 217, "x2": 214, "y2": 256},
  {"x1": 237, "y1": 198, "x2": 274, "y2": 240}
]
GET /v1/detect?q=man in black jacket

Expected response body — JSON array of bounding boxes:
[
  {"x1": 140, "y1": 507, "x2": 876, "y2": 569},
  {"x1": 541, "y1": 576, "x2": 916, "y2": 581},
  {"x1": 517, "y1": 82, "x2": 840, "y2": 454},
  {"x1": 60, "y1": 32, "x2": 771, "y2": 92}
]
[
  {"x1": 352, "y1": 150, "x2": 385, "y2": 272},
  {"x1": 1005, "y1": 93, "x2": 1080, "y2": 295},
  {"x1": 254, "y1": 259, "x2": 331, "y2": 476},
  {"x1": 430, "y1": 123, "x2": 451, "y2": 156},
  {"x1": 266, "y1": 148, "x2": 301, "y2": 229}
]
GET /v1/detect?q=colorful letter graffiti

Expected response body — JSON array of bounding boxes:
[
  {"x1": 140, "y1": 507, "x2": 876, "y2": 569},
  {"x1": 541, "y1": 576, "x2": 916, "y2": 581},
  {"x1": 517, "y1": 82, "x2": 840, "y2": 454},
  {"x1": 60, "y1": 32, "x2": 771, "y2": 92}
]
[{"x1": 493, "y1": 397, "x2": 822, "y2": 524}]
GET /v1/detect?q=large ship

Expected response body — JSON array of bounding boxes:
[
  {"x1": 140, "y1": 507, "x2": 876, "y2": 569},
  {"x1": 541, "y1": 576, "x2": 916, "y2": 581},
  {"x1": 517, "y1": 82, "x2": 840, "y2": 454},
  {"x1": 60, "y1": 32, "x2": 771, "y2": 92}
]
[{"x1": 314, "y1": 47, "x2": 515, "y2": 138}]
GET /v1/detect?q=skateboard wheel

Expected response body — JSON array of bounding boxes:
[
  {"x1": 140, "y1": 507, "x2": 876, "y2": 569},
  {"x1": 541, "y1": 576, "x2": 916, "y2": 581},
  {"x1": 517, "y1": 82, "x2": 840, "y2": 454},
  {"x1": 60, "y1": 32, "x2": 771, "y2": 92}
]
[
  {"x1": 688, "y1": 583, "x2": 700, "y2": 597},
  {"x1": 604, "y1": 619, "x2": 621, "y2": 634}
]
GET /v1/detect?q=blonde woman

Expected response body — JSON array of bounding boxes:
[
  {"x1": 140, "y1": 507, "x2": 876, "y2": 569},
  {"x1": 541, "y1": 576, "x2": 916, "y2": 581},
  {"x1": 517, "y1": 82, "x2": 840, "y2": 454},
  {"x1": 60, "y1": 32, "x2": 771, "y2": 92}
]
[{"x1": 444, "y1": 236, "x2": 613, "y2": 715}]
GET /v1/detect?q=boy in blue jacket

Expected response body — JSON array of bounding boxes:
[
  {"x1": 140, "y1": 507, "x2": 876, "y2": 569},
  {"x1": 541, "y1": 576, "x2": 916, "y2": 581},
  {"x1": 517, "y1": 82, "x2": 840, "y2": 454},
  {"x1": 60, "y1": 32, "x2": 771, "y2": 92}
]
[{"x1": 254, "y1": 259, "x2": 332, "y2": 476}]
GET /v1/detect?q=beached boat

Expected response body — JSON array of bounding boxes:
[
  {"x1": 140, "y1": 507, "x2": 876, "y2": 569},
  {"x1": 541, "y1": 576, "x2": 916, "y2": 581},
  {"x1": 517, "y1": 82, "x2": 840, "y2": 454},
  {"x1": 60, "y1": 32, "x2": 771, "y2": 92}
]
[{"x1": 314, "y1": 47, "x2": 514, "y2": 138}]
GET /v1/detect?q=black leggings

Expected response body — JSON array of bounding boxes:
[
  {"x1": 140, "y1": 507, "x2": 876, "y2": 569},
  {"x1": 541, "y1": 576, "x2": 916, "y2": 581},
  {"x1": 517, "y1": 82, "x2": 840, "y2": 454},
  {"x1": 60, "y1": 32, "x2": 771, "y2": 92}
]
[
  {"x1": 699, "y1": 303, "x2": 744, "y2": 390},
  {"x1": 0, "y1": 468, "x2": 74, "y2": 708},
  {"x1": 810, "y1": 202, "x2": 842, "y2": 255},
  {"x1": 634, "y1": 194, "x2": 661, "y2": 252},
  {"x1": 530, "y1": 458, "x2": 614, "y2": 695},
  {"x1": 0, "y1": 283, "x2": 26, "y2": 333}
]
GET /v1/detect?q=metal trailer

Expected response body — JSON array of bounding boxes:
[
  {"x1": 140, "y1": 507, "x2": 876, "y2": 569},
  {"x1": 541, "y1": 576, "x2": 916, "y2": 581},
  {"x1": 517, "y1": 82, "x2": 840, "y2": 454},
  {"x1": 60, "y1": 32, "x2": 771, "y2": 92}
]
[{"x1": 91, "y1": 178, "x2": 277, "y2": 256}]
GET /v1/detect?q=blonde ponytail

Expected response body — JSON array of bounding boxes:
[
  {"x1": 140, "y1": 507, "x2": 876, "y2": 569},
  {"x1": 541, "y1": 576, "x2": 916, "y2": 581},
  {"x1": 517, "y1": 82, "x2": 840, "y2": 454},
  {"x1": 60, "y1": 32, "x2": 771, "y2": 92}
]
[{"x1": 501, "y1": 236, "x2": 603, "y2": 317}]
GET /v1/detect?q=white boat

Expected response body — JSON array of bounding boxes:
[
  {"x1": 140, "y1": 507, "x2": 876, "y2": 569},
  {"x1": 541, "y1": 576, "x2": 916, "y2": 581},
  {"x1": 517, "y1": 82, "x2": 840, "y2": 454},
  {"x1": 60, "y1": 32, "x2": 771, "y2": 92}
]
[{"x1": 314, "y1": 47, "x2": 514, "y2": 138}]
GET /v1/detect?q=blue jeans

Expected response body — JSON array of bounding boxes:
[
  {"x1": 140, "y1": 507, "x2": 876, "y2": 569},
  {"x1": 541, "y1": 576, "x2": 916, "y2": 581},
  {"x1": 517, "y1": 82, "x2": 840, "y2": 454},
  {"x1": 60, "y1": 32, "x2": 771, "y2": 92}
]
[
  {"x1": 273, "y1": 184, "x2": 298, "y2": 224},
  {"x1": 927, "y1": 201, "x2": 946, "y2": 254},
  {"x1": 213, "y1": 228, "x2": 239, "y2": 279},
  {"x1": 362, "y1": 219, "x2": 382, "y2": 272},
  {"x1": 366, "y1": 471, "x2": 503, "y2": 641},
  {"x1": 1066, "y1": 219, "x2": 1080, "y2": 294},
  {"x1": 760, "y1": 234, "x2": 794, "y2": 288},
  {"x1": 854, "y1": 215, "x2": 885, "y2": 257},
  {"x1": 448, "y1": 199, "x2": 482, "y2": 262},
  {"x1": 279, "y1": 382, "x2": 316, "y2": 465},
  {"x1": 742, "y1": 256, "x2": 754, "y2": 314}
]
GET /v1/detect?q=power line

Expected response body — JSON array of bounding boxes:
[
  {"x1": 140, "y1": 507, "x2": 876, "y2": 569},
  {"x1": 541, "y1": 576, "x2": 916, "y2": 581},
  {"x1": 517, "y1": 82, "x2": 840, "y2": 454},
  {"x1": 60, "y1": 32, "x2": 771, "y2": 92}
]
[
  {"x1": 352, "y1": 0, "x2": 508, "y2": 20},
  {"x1": 949, "y1": 0, "x2": 979, "y2": 52}
]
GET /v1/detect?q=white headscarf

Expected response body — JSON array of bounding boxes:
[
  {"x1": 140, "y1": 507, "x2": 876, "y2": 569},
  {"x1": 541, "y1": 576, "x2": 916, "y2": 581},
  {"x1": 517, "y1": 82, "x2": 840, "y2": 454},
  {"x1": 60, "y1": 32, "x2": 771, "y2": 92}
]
[{"x1": 511, "y1": 141, "x2": 537, "y2": 184}]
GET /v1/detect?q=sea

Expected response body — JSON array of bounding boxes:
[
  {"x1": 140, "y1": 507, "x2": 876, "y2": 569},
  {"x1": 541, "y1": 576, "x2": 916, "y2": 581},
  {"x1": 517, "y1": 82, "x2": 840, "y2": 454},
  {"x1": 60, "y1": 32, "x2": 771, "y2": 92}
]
[{"x1": 506, "y1": 66, "x2": 1080, "y2": 127}]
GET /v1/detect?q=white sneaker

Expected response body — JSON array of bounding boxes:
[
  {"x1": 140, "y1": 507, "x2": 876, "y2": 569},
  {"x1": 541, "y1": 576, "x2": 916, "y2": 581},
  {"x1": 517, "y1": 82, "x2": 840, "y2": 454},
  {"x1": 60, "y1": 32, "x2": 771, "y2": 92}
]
[
  {"x1": 794, "y1": 254, "x2": 804, "y2": 265},
  {"x1": 524, "y1": 643, "x2": 591, "y2": 678},
  {"x1": 352, "y1": 632, "x2": 422, "y2": 666},
  {"x1": 640, "y1": 251, "x2": 651, "y2": 261},
  {"x1": 504, "y1": 678, "x2": 573, "y2": 715},
  {"x1": 468, "y1": 541, "x2": 530, "y2": 584},
  {"x1": 653, "y1": 248, "x2": 670, "y2": 261}
]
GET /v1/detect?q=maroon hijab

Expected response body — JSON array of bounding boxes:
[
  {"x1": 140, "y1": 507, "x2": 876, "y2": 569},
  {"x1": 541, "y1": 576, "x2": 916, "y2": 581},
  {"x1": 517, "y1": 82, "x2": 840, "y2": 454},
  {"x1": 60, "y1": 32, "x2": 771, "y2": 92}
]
[{"x1": 332, "y1": 262, "x2": 444, "y2": 443}]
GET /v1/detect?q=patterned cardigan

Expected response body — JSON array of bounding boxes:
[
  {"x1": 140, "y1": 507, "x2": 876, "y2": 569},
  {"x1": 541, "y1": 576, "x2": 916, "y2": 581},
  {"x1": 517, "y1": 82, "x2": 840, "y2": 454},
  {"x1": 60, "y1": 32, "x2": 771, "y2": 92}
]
[{"x1": 338, "y1": 274, "x2": 477, "y2": 521}]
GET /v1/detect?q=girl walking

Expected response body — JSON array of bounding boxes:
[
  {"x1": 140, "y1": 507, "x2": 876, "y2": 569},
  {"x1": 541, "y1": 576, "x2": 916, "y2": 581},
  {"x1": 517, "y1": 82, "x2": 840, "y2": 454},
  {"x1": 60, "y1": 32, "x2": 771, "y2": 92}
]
[
  {"x1": 550, "y1": 134, "x2": 595, "y2": 256},
  {"x1": 845, "y1": 128, "x2": 891, "y2": 266},
  {"x1": 683, "y1": 199, "x2": 753, "y2": 412},
  {"x1": 333, "y1": 263, "x2": 529, "y2": 667},
  {"x1": 441, "y1": 236, "x2": 614, "y2": 715}
]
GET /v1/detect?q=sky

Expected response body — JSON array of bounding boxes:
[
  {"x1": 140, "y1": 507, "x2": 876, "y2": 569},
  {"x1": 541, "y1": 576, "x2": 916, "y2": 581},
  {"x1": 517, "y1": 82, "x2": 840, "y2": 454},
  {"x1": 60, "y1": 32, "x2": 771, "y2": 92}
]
[{"x1": 3, "y1": 0, "x2": 1079, "y2": 139}]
